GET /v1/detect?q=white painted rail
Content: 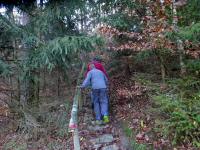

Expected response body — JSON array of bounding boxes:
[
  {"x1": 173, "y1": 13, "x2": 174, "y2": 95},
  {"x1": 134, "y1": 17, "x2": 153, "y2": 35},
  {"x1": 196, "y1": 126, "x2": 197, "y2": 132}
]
[{"x1": 68, "y1": 63, "x2": 85, "y2": 150}]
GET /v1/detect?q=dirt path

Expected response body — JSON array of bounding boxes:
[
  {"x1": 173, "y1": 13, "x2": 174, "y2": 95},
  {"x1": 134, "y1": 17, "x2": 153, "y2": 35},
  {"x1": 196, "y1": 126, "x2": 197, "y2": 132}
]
[{"x1": 77, "y1": 95, "x2": 131, "y2": 150}]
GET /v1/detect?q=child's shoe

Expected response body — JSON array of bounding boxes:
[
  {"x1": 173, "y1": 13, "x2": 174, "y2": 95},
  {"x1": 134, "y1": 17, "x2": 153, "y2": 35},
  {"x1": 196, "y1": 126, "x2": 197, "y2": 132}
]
[{"x1": 103, "y1": 115, "x2": 109, "y2": 124}]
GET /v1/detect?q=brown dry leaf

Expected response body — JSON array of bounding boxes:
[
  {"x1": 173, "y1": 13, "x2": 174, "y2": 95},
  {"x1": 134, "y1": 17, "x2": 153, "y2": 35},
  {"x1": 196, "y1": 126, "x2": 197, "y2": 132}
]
[{"x1": 136, "y1": 132, "x2": 145, "y2": 141}]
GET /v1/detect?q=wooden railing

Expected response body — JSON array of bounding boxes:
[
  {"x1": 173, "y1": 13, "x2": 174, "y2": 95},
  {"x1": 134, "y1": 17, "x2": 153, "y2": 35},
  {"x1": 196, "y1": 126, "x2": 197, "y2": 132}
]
[{"x1": 68, "y1": 63, "x2": 85, "y2": 150}]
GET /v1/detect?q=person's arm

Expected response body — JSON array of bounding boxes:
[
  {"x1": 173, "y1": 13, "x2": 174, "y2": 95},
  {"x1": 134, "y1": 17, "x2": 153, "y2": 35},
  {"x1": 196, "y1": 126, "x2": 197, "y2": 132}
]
[{"x1": 81, "y1": 72, "x2": 92, "y2": 88}]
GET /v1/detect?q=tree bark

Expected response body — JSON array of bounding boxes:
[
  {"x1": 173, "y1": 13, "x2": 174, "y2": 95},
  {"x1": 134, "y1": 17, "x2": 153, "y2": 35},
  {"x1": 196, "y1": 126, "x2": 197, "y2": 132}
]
[
  {"x1": 124, "y1": 57, "x2": 131, "y2": 76},
  {"x1": 177, "y1": 39, "x2": 186, "y2": 75},
  {"x1": 57, "y1": 68, "x2": 60, "y2": 97},
  {"x1": 28, "y1": 70, "x2": 39, "y2": 106},
  {"x1": 160, "y1": 56, "x2": 166, "y2": 83},
  {"x1": 172, "y1": 0, "x2": 186, "y2": 76}
]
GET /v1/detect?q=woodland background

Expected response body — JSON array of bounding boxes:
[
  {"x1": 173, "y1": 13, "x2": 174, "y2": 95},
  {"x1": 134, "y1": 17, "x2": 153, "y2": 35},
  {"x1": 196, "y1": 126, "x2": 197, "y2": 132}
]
[{"x1": 0, "y1": 0, "x2": 200, "y2": 149}]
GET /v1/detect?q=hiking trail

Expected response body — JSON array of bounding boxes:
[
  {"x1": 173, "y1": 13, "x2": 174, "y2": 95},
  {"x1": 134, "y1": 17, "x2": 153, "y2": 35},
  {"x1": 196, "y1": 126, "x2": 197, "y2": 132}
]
[{"x1": 77, "y1": 94, "x2": 131, "y2": 150}]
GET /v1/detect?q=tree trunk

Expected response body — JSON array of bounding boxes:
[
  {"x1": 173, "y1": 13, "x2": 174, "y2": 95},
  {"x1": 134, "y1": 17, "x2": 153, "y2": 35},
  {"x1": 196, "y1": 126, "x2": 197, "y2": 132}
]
[
  {"x1": 28, "y1": 70, "x2": 40, "y2": 107},
  {"x1": 28, "y1": 21, "x2": 41, "y2": 107},
  {"x1": 17, "y1": 77, "x2": 20, "y2": 101},
  {"x1": 8, "y1": 75, "x2": 14, "y2": 102},
  {"x1": 80, "y1": 10, "x2": 84, "y2": 32},
  {"x1": 7, "y1": 8, "x2": 28, "y2": 108},
  {"x1": 43, "y1": 68, "x2": 46, "y2": 94},
  {"x1": 160, "y1": 56, "x2": 166, "y2": 83},
  {"x1": 177, "y1": 39, "x2": 186, "y2": 76},
  {"x1": 124, "y1": 57, "x2": 131, "y2": 76},
  {"x1": 57, "y1": 69, "x2": 60, "y2": 97},
  {"x1": 172, "y1": 0, "x2": 186, "y2": 76},
  {"x1": 40, "y1": 0, "x2": 43, "y2": 7}
]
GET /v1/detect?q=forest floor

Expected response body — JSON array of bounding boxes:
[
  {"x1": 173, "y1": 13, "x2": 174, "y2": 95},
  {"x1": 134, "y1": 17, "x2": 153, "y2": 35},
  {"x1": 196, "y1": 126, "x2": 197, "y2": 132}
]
[
  {"x1": 0, "y1": 72, "x2": 196, "y2": 150},
  {"x1": 72, "y1": 93, "x2": 131, "y2": 150},
  {"x1": 68, "y1": 72, "x2": 173, "y2": 150},
  {"x1": 109, "y1": 73, "x2": 167, "y2": 150},
  {"x1": 107, "y1": 73, "x2": 195, "y2": 150},
  {"x1": 0, "y1": 94, "x2": 74, "y2": 149}
]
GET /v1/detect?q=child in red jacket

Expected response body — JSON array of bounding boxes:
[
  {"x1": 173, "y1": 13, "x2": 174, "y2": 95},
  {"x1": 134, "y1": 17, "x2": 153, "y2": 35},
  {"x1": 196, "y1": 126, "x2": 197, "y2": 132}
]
[
  {"x1": 85, "y1": 57, "x2": 109, "y2": 122},
  {"x1": 85, "y1": 57, "x2": 108, "y2": 79}
]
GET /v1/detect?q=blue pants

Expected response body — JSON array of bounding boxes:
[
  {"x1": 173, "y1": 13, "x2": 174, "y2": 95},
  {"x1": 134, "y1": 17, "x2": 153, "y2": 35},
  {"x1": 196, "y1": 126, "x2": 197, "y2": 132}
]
[
  {"x1": 92, "y1": 88, "x2": 109, "y2": 120},
  {"x1": 90, "y1": 91, "x2": 94, "y2": 109}
]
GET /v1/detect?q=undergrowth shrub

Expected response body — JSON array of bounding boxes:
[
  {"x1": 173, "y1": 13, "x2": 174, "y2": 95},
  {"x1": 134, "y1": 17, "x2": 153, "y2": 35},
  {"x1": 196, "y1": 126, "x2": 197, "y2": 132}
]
[
  {"x1": 135, "y1": 71, "x2": 200, "y2": 147},
  {"x1": 3, "y1": 99, "x2": 70, "y2": 149},
  {"x1": 186, "y1": 59, "x2": 200, "y2": 76},
  {"x1": 167, "y1": 76, "x2": 200, "y2": 98},
  {"x1": 123, "y1": 123, "x2": 147, "y2": 150},
  {"x1": 3, "y1": 139, "x2": 27, "y2": 150},
  {"x1": 153, "y1": 86, "x2": 200, "y2": 148}
]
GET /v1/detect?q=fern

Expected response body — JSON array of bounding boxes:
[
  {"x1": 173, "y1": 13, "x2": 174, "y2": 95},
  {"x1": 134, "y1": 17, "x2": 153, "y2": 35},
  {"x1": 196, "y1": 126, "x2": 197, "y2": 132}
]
[
  {"x1": 153, "y1": 93, "x2": 200, "y2": 147},
  {"x1": 179, "y1": 22, "x2": 200, "y2": 43},
  {"x1": 135, "y1": 51, "x2": 155, "y2": 62},
  {"x1": 186, "y1": 59, "x2": 200, "y2": 75}
]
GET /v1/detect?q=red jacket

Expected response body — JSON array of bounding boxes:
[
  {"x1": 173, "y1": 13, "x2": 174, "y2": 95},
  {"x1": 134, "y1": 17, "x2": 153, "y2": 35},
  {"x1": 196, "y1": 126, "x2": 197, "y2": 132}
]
[{"x1": 85, "y1": 61, "x2": 108, "y2": 79}]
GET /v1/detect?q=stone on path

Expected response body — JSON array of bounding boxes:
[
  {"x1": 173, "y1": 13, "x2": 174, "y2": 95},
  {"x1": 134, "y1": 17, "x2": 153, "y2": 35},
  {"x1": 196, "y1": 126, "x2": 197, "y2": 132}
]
[
  {"x1": 102, "y1": 144, "x2": 119, "y2": 150},
  {"x1": 80, "y1": 98, "x2": 125, "y2": 150},
  {"x1": 90, "y1": 134, "x2": 114, "y2": 144},
  {"x1": 88, "y1": 124, "x2": 109, "y2": 131},
  {"x1": 93, "y1": 144, "x2": 101, "y2": 149},
  {"x1": 119, "y1": 134, "x2": 131, "y2": 149},
  {"x1": 83, "y1": 114, "x2": 93, "y2": 123}
]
